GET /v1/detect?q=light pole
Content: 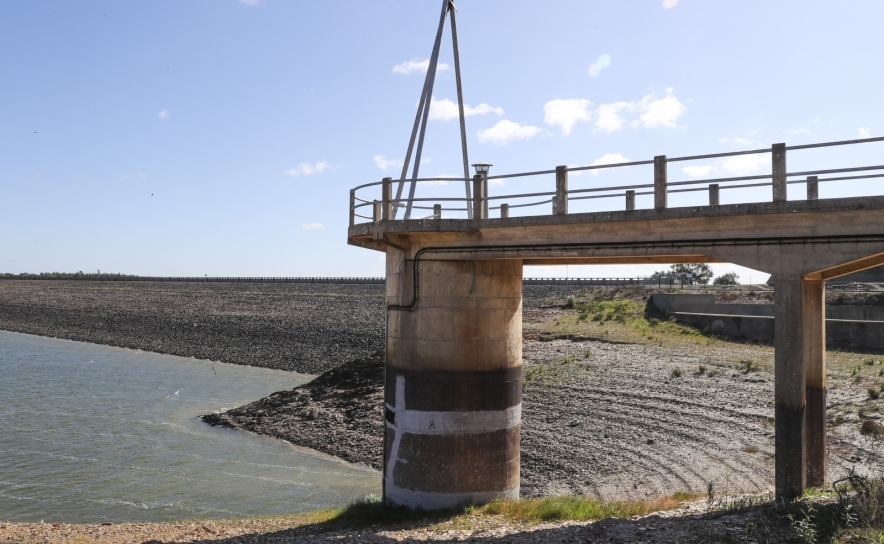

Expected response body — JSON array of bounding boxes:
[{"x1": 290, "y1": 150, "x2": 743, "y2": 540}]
[{"x1": 472, "y1": 163, "x2": 492, "y2": 219}]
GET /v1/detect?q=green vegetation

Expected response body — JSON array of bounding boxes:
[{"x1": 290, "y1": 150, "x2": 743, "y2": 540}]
[
  {"x1": 314, "y1": 492, "x2": 699, "y2": 530},
  {"x1": 869, "y1": 387, "x2": 881, "y2": 400},
  {"x1": 671, "y1": 368, "x2": 683, "y2": 378},
  {"x1": 742, "y1": 359, "x2": 759, "y2": 373}
]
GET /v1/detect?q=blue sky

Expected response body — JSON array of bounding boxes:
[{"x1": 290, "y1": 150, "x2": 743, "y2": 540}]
[{"x1": 2, "y1": 0, "x2": 882, "y2": 281}]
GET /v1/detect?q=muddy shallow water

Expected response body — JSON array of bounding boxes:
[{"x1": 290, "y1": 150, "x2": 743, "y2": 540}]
[{"x1": 0, "y1": 331, "x2": 379, "y2": 524}]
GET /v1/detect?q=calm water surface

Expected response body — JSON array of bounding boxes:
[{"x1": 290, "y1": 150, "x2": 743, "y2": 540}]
[{"x1": 0, "y1": 331, "x2": 380, "y2": 523}]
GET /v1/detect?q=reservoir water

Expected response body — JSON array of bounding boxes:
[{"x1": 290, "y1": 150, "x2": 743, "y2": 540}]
[{"x1": 0, "y1": 330, "x2": 380, "y2": 524}]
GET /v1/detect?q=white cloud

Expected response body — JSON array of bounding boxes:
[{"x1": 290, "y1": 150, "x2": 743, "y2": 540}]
[
  {"x1": 859, "y1": 127, "x2": 872, "y2": 138},
  {"x1": 593, "y1": 89, "x2": 686, "y2": 132},
  {"x1": 158, "y1": 109, "x2": 170, "y2": 120},
  {"x1": 392, "y1": 58, "x2": 450, "y2": 74},
  {"x1": 733, "y1": 137, "x2": 752, "y2": 145},
  {"x1": 300, "y1": 223, "x2": 324, "y2": 230},
  {"x1": 721, "y1": 154, "x2": 768, "y2": 176},
  {"x1": 663, "y1": 0, "x2": 679, "y2": 7},
  {"x1": 748, "y1": 129, "x2": 760, "y2": 136},
  {"x1": 590, "y1": 153, "x2": 631, "y2": 175},
  {"x1": 634, "y1": 89, "x2": 686, "y2": 129},
  {"x1": 682, "y1": 165, "x2": 714, "y2": 178},
  {"x1": 428, "y1": 97, "x2": 503, "y2": 121},
  {"x1": 238, "y1": 0, "x2": 259, "y2": 5},
  {"x1": 783, "y1": 127, "x2": 811, "y2": 135},
  {"x1": 284, "y1": 160, "x2": 337, "y2": 177},
  {"x1": 718, "y1": 137, "x2": 729, "y2": 144},
  {"x1": 543, "y1": 98, "x2": 592, "y2": 135},
  {"x1": 373, "y1": 155, "x2": 403, "y2": 171},
  {"x1": 594, "y1": 102, "x2": 632, "y2": 132},
  {"x1": 477, "y1": 120, "x2": 543, "y2": 145}
]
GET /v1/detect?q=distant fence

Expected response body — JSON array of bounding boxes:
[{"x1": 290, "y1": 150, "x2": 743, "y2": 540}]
[
  {"x1": 1, "y1": 275, "x2": 668, "y2": 286},
  {"x1": 523, "y1": 277, "x2": 655, "y2": 286}
]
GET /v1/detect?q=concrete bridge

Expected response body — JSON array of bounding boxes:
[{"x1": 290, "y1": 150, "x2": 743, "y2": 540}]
[{"x1": 348, "y1": 137, "x2": 884, "y2": 507}]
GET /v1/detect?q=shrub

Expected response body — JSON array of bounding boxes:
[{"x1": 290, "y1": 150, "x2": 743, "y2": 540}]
[
  {"x1": 869, "y1": 388, "x2": 881, "y2": 400},
  {"x1": 713, "y1": 272, "x2": 740, "y2": 285},
  {"x1": 671, "y1": 368, "x2": 683, "y2": 378}
]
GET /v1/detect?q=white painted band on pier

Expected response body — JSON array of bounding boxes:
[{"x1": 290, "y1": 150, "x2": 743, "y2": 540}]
[
  {"x1": 384, "y1": 481, "x2": 520, "y2": 510},
  {"x1": 386, "y1": 403, "x2": 521, "y2": 435}
]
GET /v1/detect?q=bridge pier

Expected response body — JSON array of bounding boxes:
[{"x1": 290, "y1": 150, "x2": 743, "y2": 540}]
[
  {"x1": 383, "y1": 253, "x2": 523, "y2": 509},
  {"x1": 774, "y1": 276, "x2": 827, "y2": 500}
]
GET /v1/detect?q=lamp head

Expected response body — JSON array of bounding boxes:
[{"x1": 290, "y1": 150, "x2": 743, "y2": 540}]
[{"x1": 471, "y1": 162, "x2": 492, "y2": 175}]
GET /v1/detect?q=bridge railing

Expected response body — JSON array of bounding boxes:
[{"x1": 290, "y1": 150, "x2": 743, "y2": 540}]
[{"x1": 350, "y1": 136, "x2": 884, "y2": 225}]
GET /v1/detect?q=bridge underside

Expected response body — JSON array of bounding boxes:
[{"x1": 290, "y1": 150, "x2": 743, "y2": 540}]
[{"x1": 351, "y1": 196, "x2": 884, "y2": 504}]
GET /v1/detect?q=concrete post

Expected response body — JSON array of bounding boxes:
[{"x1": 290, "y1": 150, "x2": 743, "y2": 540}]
[
  {"x1": 772, "y1": 143, "x2": 787, "y2": 202},
  {"x1": 804, "y1": 278, "x2": 827, "y2": 488},
  {"x1": 625, "y1": 190, "x2": 636, "y2": 211},
  {"x1": 555, "y1": 166, "x2": 568, "y2": 215},
  {"x1": 349, "y1": 189, "x2": 356, "y2": 227},
  {"x1": 433, "y1": 204, "x2": 442, "y2": 219},
  {"x1": 709, "y1": 184, "x2": 720, "y2": 206},
  {"x1": 483, "y1": 174, "x2": 490, "y2": 219},
  {"x1": 473, "y1": 174, "x2": 485, "y2": 220},
  {"x1": 384, "y1": 255, "x2": 523, "y2": 509},
  {"x1": 373, "y1": 200, "x2": 382, "y2": 223},
  {"x1": 807, "y1": 176, "x2": 819, "y2": 201},
  {"x1": 774, "y1": 276, "x2": 806, "y2": 501},
  {"x1": 382, "y1": 178, "x2": 393, "y2": 221},
  {"x1": 500, "y1": 203, "x2": 509, "y2": 218},
  {"x1": 654, "y1": 155, "x2": 667, "y2": 210}
]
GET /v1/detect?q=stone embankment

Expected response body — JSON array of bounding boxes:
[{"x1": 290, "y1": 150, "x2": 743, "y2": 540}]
[{"x1": 0, "y1": 280, "x2": 385, "y2": 374}]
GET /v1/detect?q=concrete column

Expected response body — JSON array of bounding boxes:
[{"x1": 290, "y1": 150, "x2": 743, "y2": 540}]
[
  {"x1": 625, "y1": 190, "x2": 636, "y2": 211},
  {"x1": 384, "y1": 254, "x2": 523, "y2": 509},
  {"x1": 382, "y1": 178, "x2": 393, "y2": 221},
  {"x1": 807, "y1": 176, "x2": 819, "y2": 201},
  {"x1": 772, "y1": 143, "x2": 787, "y2": 202},
  {"x1": 500, "y1": 203, "x2": 509, "y2": 218},
  {"x1": 804, "y1": 278, "x2": 827, "y2": 488},
  {"x1": 433, "y1": 204, "x2": 441, "y2": 219},
  {"x1": 473, "y1": 174, "x2": 485, "y2": 220},
  {"x1": 709, "y1": 184, "x2": 720, "y2": 206},
  {"x1": 555, "y1": 166, "x2": 568, "y2": 215},
  {"x1": 373, "y1": 200, "x2": 381, "y2": 223},
  {"x1": 774, "y1": 276, "x2": 806, "y2": 501},
  {"x1": 654, "y1": 155, "x2": 667, "y2": 210}
]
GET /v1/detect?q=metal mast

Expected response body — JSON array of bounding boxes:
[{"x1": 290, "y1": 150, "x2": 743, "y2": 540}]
[{"x1": 393, "y1": 0, "x2": 473, "y2": 220}]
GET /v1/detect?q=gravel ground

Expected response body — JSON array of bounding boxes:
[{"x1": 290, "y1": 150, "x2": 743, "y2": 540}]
[
  {"x1": 4, "y1": 280, "x2": 884, "y2": 542},
  {"x1": 202, "y1": 289, "x2": 884, "y2": 502},
  {"x1": 0, "y1": 498, "x2": 823, "y2": 543}
]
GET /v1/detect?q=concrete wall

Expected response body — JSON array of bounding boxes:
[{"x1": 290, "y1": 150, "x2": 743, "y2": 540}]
[{"x1": 652, "y1": 295, "x2": 884, "y2": 349}]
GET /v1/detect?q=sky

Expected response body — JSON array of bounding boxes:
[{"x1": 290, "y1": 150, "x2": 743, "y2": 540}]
[{"x1": 2, "y1": 0, "x2": 883, "y2": 281}]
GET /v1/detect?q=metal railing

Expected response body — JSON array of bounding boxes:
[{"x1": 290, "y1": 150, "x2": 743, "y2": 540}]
[{"x1": 349, "y1": 137, "x2": 884, "y2": 226}]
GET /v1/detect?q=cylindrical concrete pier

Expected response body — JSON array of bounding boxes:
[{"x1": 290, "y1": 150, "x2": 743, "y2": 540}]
[{"x1": 384, "y1": 254, "x2": 522, "y2": 509}]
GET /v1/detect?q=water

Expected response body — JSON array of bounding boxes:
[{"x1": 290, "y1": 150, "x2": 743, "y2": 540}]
[{"x1": 0, "y1": 331, "x2": 380, "y2": 524}]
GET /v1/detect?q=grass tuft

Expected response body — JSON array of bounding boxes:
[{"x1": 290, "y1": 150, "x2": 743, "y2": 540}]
[{"x1": 481, "y1": 494, "x2": 694, "y2": 523}]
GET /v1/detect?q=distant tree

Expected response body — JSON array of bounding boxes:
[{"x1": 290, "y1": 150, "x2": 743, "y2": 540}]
[
  {"x1": 713, "y1": 272, "x2": 740, "y2": 285},
  {"x1": 650, "y1": 264, "x2": 714, "y2": 285}
]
